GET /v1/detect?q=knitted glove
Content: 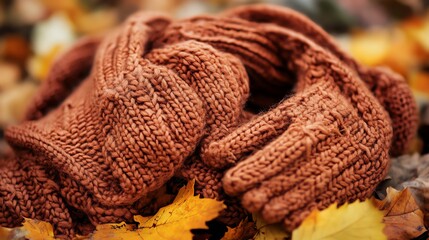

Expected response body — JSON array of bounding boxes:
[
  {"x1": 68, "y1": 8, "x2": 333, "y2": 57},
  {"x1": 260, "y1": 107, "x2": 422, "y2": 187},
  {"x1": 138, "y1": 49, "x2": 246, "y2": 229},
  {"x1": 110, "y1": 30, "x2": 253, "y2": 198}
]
[
  {"x1": 149, "y1": 5, "x2": 417, "y2": 230},
  {"x1": 2, "y1": 10, "x2": 250, "y2": 234},
  {"x1": 204, "y1": 26, "x2": 393, "y2": 230}
]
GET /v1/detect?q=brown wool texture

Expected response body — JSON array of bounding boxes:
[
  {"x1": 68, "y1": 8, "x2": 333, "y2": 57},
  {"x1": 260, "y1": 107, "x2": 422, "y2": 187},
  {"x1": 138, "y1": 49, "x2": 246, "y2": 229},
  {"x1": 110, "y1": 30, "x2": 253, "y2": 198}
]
[{"x1": 0, "y1": 5, "x2": 418, "y2": 238}]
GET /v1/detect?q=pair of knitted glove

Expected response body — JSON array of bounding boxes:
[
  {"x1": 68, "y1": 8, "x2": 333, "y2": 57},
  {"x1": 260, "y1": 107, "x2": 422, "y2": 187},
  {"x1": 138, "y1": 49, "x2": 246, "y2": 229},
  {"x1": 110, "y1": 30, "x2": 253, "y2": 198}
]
[{"x1": 0, "y1": 5, "x2": 417, "y2": 238}]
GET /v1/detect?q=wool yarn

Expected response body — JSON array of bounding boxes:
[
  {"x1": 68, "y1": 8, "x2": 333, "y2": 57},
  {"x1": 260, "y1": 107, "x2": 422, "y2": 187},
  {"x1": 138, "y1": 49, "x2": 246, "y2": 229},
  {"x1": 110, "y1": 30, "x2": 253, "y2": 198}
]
[{"x1": 0, "y1": 5, "x2": 417, "y2": 237}]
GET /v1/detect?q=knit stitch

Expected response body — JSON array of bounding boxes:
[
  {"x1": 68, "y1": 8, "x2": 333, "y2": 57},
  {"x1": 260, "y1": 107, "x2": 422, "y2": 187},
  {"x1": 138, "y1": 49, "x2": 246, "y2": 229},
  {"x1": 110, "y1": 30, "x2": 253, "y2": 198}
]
[{"x1": 0, "y1": 5, "x2": 417, "y2": 237}]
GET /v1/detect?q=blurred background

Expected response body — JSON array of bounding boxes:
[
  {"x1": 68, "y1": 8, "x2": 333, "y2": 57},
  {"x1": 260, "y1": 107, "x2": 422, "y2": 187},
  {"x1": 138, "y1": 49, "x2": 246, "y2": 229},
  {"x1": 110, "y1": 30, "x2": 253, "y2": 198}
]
[{"x1": 0, "y1": 0, "x2": 429, "y2": 155}]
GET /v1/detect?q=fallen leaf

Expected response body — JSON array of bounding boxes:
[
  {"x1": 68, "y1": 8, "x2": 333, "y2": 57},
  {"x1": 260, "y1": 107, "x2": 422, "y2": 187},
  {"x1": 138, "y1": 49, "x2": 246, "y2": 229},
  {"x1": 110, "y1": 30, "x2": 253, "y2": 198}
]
[
  {"x1": 403, "y1": 180, "x2": 429, "y2": 228},
  {"x1": 74, "y1": 9, "x2": 118, "y2": 34},
  {"x1": 0, "y1": 35, "x2": 31, "y2": 66},
  {"x1": 292, "y1": 200, "x2": 386, "y2": 240},
  {"x1": 0, "y1": 82, "x2": 37, "y2": 127},
  {"x1": 252, "y1": 213, "x2": 289, "y2": 240},
  {"x1": 373, "y1": 187, "x2": 427, "y2": 239},
  {"x1": 385, "y1": 154, "x2": 429, "y2": 228},
  {"x1": 0, "y1": 227, "x2": 11, "y2": 239},
  {"x1": 0, "y1": 61, "x2": 20, "y2": 91},
  {"x1": 28, "y1": 13, "x2": 75, "y2": 81},
  {"x1": 28, "y1": 44, "x2": 65, "y2": 81},
  {"x1": 91, "y1": 179, "x2": 226, "y2": 240},
  {"x1": 31, "y1": 13, "x2": 75, "y2": 56},
  {"x1": 401, "y1": 15, "x2": 429, "y2": 53},
  {"x1": 349, "y1": 30, "x2": 392, "y2": 66},
  {"x1": 222, "y1": 218, "x2": 256, "y2": 240},
  {"x1": 410, "y1": 71, "x2": 429, "y2": 101},
  {"x1": 90, "y1": 222, "x2": 138, "y2": 240},
  {"x1": 22, "y1": 218, "x2": 56, "y2": 240},
  {"x1": 0, "y1": 218, "x2": 56, "y2": 240}
]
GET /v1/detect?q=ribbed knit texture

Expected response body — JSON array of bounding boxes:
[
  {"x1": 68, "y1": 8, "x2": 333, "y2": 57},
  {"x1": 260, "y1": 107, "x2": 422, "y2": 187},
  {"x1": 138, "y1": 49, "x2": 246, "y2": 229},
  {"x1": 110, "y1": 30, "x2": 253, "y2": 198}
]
[{"x1": 0, "y1": 5, "x2": 418, "y2": 238}]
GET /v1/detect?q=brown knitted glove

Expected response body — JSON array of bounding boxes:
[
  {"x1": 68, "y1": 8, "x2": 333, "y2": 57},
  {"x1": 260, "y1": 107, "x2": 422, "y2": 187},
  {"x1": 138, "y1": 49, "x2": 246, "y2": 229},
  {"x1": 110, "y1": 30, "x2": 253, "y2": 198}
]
[
  {"x1": 2, "y1": 10, "x2": 250, "y2": 235},
  {"x1": 203, "y1": 27, "x2": 393, "y2": 230},
  {"x1": 150, "y1": 5, "x2": 416, "y2": 230}
]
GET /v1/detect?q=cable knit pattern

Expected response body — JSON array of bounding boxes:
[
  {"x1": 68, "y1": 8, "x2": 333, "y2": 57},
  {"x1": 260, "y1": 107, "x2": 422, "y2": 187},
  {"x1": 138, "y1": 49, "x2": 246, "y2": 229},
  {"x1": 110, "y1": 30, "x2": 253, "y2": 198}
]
[{"x1": 0, "y1": 5, "x2": 418, "y2": 237}]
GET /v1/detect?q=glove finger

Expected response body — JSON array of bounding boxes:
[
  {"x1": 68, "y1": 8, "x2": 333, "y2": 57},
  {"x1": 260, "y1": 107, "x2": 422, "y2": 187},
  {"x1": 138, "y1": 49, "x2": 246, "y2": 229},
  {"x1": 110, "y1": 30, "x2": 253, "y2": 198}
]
[
  {"x1": 236, "y1": 87, "x2": 360, "y2": 212},
  {"x1": 258, "y1": 121, "x2": 388, "y2": 227},
  {"x1": 222, "y1": 82, "x2": 347, "y2": 195},
  {"x1": 201, "y1": 74, "x2": 342, "y2": 170},
  {"x1": 240, "y1": 129, "x2": 350, "y2": 213},
  {"x1": 201, "y1": 98, "x2": 294, "y2": 169},
  {"x1": 257, "y1": 133, "x2": 361, "y2": 224},
  {"x1": 280, "y1": 153, "x2": 388, "y2": 231},
  {"x1": 201, "y1": 80, "x2": 342, "y2": 168}
]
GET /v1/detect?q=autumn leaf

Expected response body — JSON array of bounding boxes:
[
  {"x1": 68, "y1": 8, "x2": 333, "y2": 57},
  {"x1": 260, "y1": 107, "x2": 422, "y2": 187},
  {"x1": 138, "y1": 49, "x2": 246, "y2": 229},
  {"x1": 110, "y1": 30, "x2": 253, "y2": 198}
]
[
  {"x1": 28, "y1": 13, "x2": 75, "y2": 81},
  {"x1": 409, "y1": 71, "x2": 429, "y2": 100},
  {"x1": 252, "y1": 213, "x2": 289, "y2": 240},
  {"x1": 90, "y1": 179, "x2": 226, "y2": 240},
  {"x1": 22, "y1": 218, "x2": 56, "y2": 240},
  {"x1": 349, "y1": 30, "x2": 392, "y2": 66},
  {"x1": 222, "y1": 218, "x2": 256, "y2": 240},
  {"x1": 373, "y1": 187, "x2": 427, "y2": 240},
  {"x1": 292, "y1": 200, "x2": 386, "y2": 240},
  {"x1": 0, "y1": 218, "x2": 56, "y2": 240},
  {"x1": 403, "y1": 180, "x2": 429, "y2": 228},
  {"x1": 401, "y1": 15, "x2": 429, "y2": 53},
  {"x1": 0, "y1": 227, "x2": 11, "y2": 240}
]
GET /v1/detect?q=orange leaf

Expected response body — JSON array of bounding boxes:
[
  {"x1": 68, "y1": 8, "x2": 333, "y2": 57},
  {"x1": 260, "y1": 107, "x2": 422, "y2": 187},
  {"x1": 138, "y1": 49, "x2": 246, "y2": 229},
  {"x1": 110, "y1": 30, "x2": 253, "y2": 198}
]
[
  {"x1": 373, "y1": 187, "x2": 427, "y2": 240},
  {"x1": 222, "y1": 218, "x2": 256, "y2": 240},
  {"x1": 0, "y1": 218, "x2": 56, "y2": 240}
]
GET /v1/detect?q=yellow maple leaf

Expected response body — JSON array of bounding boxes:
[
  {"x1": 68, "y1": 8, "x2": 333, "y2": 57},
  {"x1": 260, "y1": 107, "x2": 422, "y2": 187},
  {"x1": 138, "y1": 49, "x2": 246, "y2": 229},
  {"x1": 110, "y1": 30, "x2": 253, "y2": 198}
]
[
  {"x1": 292, "y1": 200, "x2": 386, "y2": 240},
  {"x1": 0, "y1": 218, "x2": 56, "y2": 240},
  {"x1": 252, "y1": 213, "x2": 289, "y2": 240},
  {"x1": 91, "y1": 179, "x2": 226, "y2": 240}
]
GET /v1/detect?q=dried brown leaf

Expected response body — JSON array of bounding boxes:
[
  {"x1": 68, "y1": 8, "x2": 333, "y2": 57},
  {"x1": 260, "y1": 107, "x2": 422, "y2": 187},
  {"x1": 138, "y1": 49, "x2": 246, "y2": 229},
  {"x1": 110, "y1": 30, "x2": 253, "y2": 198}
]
[
  {"x1": 222, "y1": 218, "x2": 256, "y2": 240},
  {"x1": 373, "y1": 187, "x2": 427, "y2": 239}
]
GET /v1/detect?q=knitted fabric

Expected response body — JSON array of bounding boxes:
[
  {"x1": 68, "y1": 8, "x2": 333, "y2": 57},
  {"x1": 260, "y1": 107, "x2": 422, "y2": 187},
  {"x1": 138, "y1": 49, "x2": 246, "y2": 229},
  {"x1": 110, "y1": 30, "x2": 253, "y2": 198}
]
[{"x1": 0, "y1": 5, "x2": 418, "y2": 237}]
